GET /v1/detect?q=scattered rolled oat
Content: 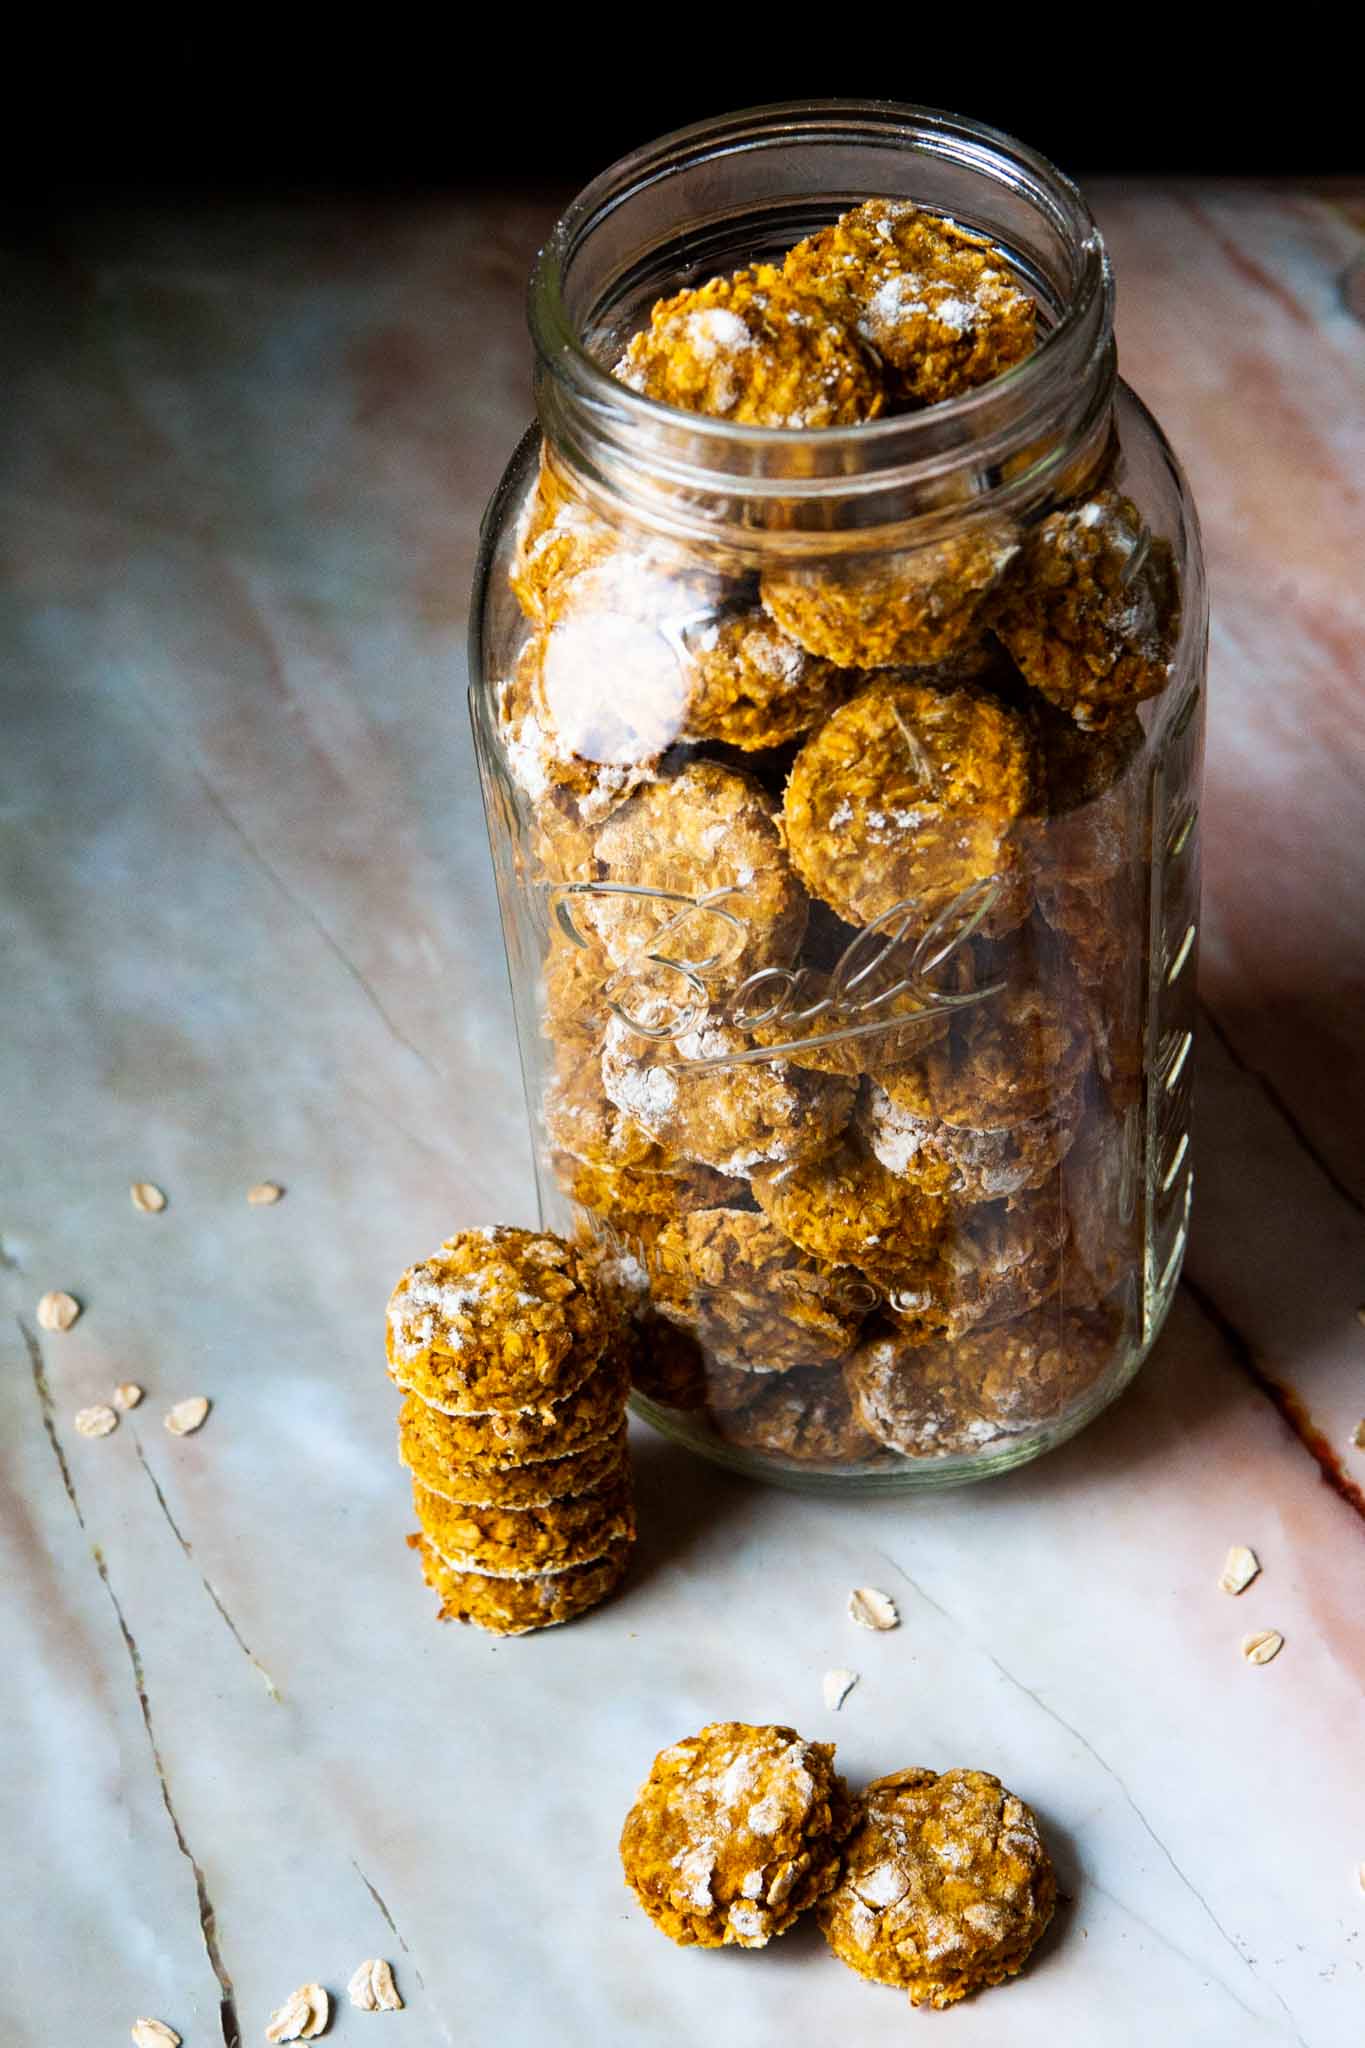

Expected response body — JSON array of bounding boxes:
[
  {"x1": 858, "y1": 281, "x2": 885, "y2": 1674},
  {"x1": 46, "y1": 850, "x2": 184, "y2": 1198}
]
[
  {"x1": 848, "y1": 1586, "x2": 899, "y2": 1632},
  {"x1": 36, "y1": 1290, "x2": 81, "y2": 1333},
  {"x1": 164, "y1": 1396, "x2": 210, "y2": 1437},
  {"x1": 130, "y1": 1182, "x2": 167, "y2": 1214},
  {"x1": 1242, "y1": 1629, "x2": 1284, "y2": 1667},
  {"x1": 75, "y1": 1403, "x2": 119, "y2": 1438},
  {"x1": 264, "y1": 1983, "x2": 329, "y2": 2042},
  {"x1": 823, "y1": 1668, "x2": 860, "y2": 1711},
  {"x1": 347, "y1": 1957, "x2": 403, "y2": 2011},
  {"x1": 1217, "y1": 1545, "x2": 1261, "y2": 1596},
  {"x1": 131, "y1": 2023, "x2": 181, "y2": 2048},
  {"x1": 1353, "y1": 1420, "x2": 1365, "y2": 1451},
  {"x1": 114, "y1": 1382, "x2": 145, "y2": 1410},
  {"x1": 247, "y1": 1181, "x2": 285, "y2": 1206}
]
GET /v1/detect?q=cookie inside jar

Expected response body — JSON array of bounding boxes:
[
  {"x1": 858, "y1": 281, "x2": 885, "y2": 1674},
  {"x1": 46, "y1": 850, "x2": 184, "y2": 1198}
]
[{"x1": 473, "y1": 105, "x2": 1203, "y2": 1488}]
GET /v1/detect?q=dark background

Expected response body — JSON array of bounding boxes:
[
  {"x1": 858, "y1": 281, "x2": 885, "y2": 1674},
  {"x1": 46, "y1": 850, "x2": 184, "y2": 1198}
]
[{"x1": 15, "y1": 39, "x2": 1362, "y2": 208}]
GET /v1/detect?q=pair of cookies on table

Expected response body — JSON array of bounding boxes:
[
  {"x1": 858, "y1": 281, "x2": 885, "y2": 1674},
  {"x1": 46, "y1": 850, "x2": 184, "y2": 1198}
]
[
  {"x1": 621, "y1": 1720, "x2": 1055, "y2": 2012},
  {"x1": 386, "y1": 1227, "x2": 634, "y2": 1635}
]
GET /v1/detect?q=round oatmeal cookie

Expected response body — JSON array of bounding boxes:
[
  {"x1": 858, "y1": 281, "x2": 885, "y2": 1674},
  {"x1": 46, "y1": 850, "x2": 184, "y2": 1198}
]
[
  {"x1": 620, "y1": 1721, "x2": 853, "y2": 1948},
  {"x1": 411, "y1": 1533, "x2": 631, "y2": 1636},
  {"x1": 543, "y1": 1038, "x2": 671, "y2": 1173},
  {"x1": 601, "y1": 1007, "x2": 855, "y2": 1178},
  {"x1": 393, "y1": 1343, "x2": 629, "y2": 1461},
  {"x1": 711, "y1": 1365, "x2": 881, "y2": 1466},
  {"x1": 499, "y1": 636, "x2": 660, "y2": 832},
  {"x1": 615, "y1": 266, "x2": 884, "y2": 429},
  {"x1": 680, "y1": 608, "x2": 856, "y2": 751},
  {"x1": 859, "y1": 1072, "x2": 1084, "y2": 1202},
  {"x1": 583, "y1": 759, "x2": 808, "y2": 986},
  {"x1": 412, "y1": 1468, "x2": 635, "y2": 1578},
  {"x1": 743, "y1": 958, "x2": 958, "y2": 1081},
  {"x1": 652, "y1": 1207, "x2": 868, "y2": 1372},
  {"x1": 385, "y1": 1228, "x2": 616, "y2": 1414},
  {"x1": 879, "y1": 931, "x2": 1091, "y2": 1130},
  {"x1": 818, "y1": 1766, "x2": 1056, "y2": 2007},
  {"x1": 874, "y1": 1186, "x2": 1066, "y2": 1343},
  {"x1": 781, "y1": 674, "x2": 1036, "y2": 936},
  {"x1": 752, "y1": 1137, "x2": 950, "y2": 1279},
  {"x1": 783, "y1": 201, "x2": 1037, "y2": 409},
  {"x1": 847, "y1": 1302, "x2": 1116, "y2": 1457},
  {"x1": 557, "y1": 1153, "x2": 748, "y2": 1235},
  {"x1": 509, "y1": 450, "x2": 619, "y2": 627},
  {"x1": 761, "y1": 526, "x2": 1018, "y2": 672},
  {"x1": 399, "y1": 1410, "x2": 629, "y2": 1508},
  {"x1": 987, "y1": 488, "x2": 1180, "y2": 728}
]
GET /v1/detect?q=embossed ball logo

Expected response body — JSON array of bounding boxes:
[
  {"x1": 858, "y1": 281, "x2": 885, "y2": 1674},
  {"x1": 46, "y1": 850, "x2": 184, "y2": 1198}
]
[{"x1": 548, "y1": 873, "x2": 1002, "y2": 1067}]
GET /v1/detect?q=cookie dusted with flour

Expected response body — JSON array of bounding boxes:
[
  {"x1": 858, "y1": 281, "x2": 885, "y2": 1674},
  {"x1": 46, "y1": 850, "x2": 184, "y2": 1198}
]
[
  {"x1": 680, "y1": 608, "x2": 856, "y2": 751},
  {"x1": 781, "y1": 674, "x2": 1036, "y2": 935},
  {"x1": 399, "y1": 1413, "x2": 629, "y2": 1509},
  {"x1": 712, "y1": 1366, "x2": 880, "y2": 1468},
  {"x1": 762, "y1": 528, "x2": 1018, "y2": 673},
  {"x1": 412, "y1": 1469, "x2": 635, "y2": 1578},
  {"x1": 615, "y1": 267, "x2": 884, "y2": 428},
  {"x1": 783, "y1": 201, "x2": 1037, "y2": 409},
  {"x1": 601, "y1": 1008, "x2": 855, "y2": 1178},
  {"x1": 988, "y1": 488, "x2": 1180, "y2": 728},
  {"x1": 584, "y1": 759, "x2": 808, "y2": 986},
  {"x1": 620, "y1": 1722, "x2": 852, "y2": 1947},
  {"x1": 818, "y1": 1766, "x2": 1055, "y2": 2007},
  {"x1": 385, "y1": 1228, "x2": 614, "y2": 1414},
  {"x1": 391, "y1": 1344, "x2": 629, "y2": 1459},
  {"x1": 846, "y1": 1303, "x2": 1117, "y2": 1457}
]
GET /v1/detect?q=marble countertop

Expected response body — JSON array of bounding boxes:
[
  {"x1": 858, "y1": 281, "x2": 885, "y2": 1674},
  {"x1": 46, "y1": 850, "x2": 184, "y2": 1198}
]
[{"x1": 2, "y1": 180, "x2": 1363, "y2": 2048}]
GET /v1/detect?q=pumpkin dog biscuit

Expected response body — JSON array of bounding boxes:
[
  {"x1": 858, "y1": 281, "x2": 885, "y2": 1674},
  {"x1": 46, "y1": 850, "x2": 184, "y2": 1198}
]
[
  {"x1": 653, "y1": 1207, "x2": 866, "y2": 1372},
  {"x1": 413, "y1": 1469, "x2": 635, "y2": 1578},
  {"x1": 784, "y1": 201, "x2": 1037, "y2": 408},
  {"x1": 762, "y1": 527, "x2": 1019, "y2": 673},
  {"x1": 713, "y1": 1366, "x2": 880, "y2": 1467},
  {"x1": 782, "y1": 675, "x2": 1036, "y2": 935},
  {"x1": 620, "y1": 1721, "x2": 853, "y2": 1947},
  {"x1": 391, "y1": 1344, "x2": 629, "y2": 1460},
  {"x1": 615, "y1": 266, "x2": 884, "y2": 428},
  {"x1": 385, "y1": 1228, "x2": 613, "y2": 1414},
  {"x1": 411, "y1": 1534, "x2": 630, "y2": 1637},
  {"x1": 818, "y1": 1766, "x2": 1055, "y2": 2008},
  {"x1": 400, "y1": 1413, "x2": 629, "y2": 1509}
]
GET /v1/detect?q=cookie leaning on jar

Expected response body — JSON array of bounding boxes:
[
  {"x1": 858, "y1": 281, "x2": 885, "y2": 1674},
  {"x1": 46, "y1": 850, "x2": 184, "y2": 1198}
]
[{"x1": 386, "y1": 1228, "x2": 636, "y2": 1634}]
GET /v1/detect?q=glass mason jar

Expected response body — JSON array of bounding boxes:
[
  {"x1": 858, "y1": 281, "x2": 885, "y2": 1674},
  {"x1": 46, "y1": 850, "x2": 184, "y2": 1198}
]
[{"x1": 469, "y1": 103, "x2": 1206, "y2": 1492}]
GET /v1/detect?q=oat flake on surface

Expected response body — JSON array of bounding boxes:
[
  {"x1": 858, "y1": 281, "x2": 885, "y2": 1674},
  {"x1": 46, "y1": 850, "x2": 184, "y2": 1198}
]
[
  {"x1": 37, "y1": 1289, "x2": 81, "y2": 1332},
  {"x1": 1242, "y1": 1629, "x2": 1284, "y2": 1666},
  {"x1": 848, "y1": 1586, "x2": 899, "y2": 1631},
  {"x1": 1217, "y1": 1544, "x2": 1260, "y2": 1595},
  {"x1": 114, "y1": 1381, "x2": 144, "y2": 1409},
  {"x1": 264, "y1": 1983, "x2": 329, "y2": 2041},
  {"x1": 348, "y1": 1957, "x2": 403, "y2": 2011},
  {"x1": 131, "y1": 2022, "x2": 181, "y2": 2048},
  {"x1": 823, "y1": 1668, "x2": 860, "y2": 1710},
  {"x1": 247, "y1": 1181, "x2": 285, "y2": 1206},
  {"x1": 75, "y1": 1403, "x2": 119, "y2": 1438},
  {"x1": 164, "y1": 1395, "x2": 210, "y2": 1436},
  {"x1": 130, "y1": 1181, "x2": 167, "y2": 1213}
]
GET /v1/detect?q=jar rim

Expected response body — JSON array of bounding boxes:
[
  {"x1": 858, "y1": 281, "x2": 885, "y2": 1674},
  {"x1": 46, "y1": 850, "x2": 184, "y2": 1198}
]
[{"x1": 528, "y1": 97, "x2": 1112, "y2": 480}]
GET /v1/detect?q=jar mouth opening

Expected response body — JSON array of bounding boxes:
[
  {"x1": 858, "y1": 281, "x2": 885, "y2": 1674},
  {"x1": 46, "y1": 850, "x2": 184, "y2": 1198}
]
[{"x1": 528, "y1": 98, "x2": 1111, "y2": 468}]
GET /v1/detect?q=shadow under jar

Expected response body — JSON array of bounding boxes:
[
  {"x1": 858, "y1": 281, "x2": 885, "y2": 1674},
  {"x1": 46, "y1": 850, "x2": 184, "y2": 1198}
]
[{"x1": 469, "y1": 102, "x2": 1207, "y2": 1493}]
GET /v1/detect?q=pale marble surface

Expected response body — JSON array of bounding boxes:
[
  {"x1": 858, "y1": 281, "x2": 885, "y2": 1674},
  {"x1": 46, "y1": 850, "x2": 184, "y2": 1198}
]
[{"x1": 2, "y1": 182, "x2": 1363, "y2": 2048}]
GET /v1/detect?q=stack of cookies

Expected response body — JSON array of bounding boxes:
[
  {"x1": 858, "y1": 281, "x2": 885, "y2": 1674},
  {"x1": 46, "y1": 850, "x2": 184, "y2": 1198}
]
[{"x1": 387, "y1": 1226, "x2": 635, "y2": 1635}]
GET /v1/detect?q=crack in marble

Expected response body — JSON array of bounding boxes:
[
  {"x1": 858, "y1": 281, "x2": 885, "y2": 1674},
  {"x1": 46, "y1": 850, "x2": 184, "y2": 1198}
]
[
  {"x1": 132, "y1": 1434, "x2": 283, "y2": 1702},
  {"x1": 23, "y1": 1317, "x2": 242, "y2": 2046},
  {"x1": 982, "y1": 1647, "x2": 1309, "y2": 2047},
  {"x1": 1202, "y1": 1002, "x2": 1365, "y2": 1222},
  {"x1": 1182, "y1": 1275, "x2": 1365, "y2": 1526},
  {"x1": 123, "y1": 676, "x2": 442, "y2": 1083},
  {"x1": 872, "y1": 1536, "x2": 1306, "y2": 2043},
  {"x1": 352, "y1": 1860, "x2": 457, "y2": 2044}
]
